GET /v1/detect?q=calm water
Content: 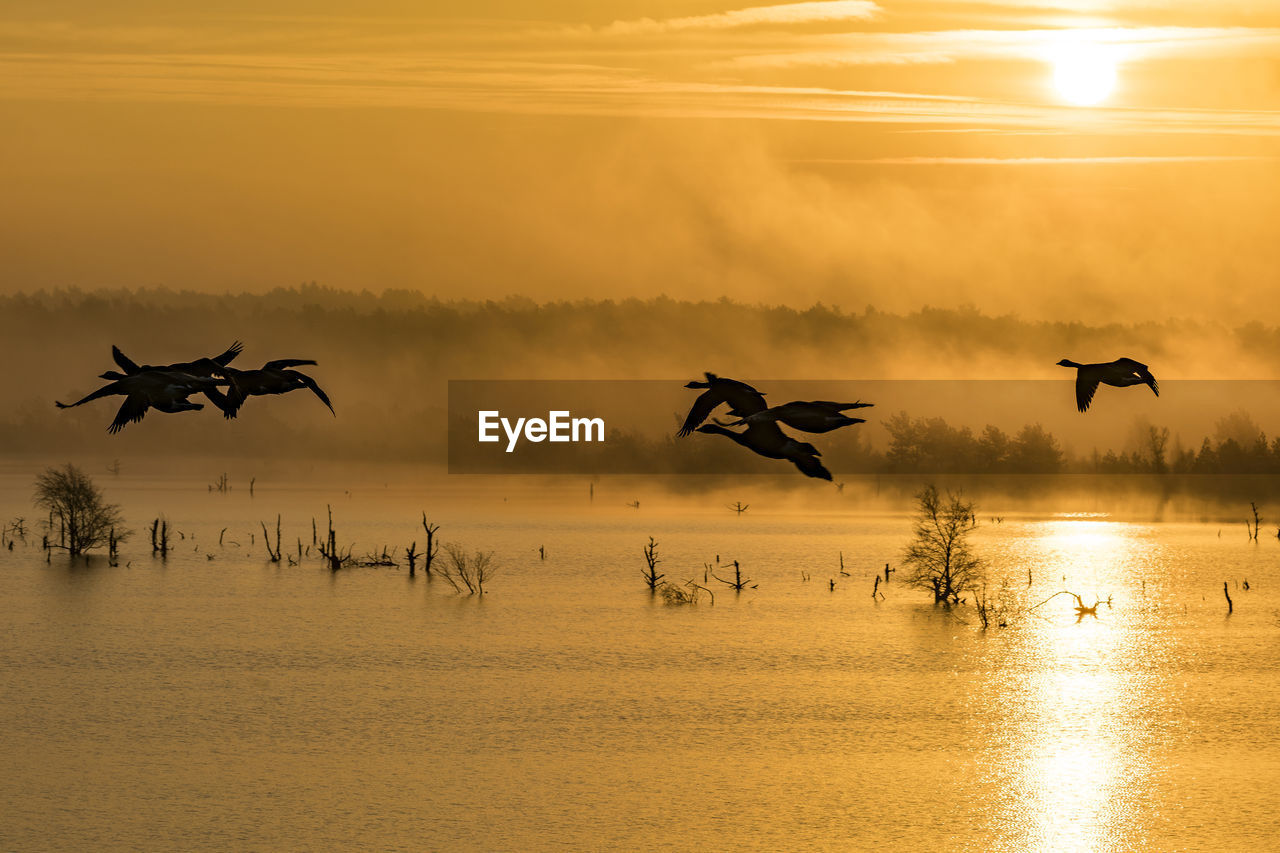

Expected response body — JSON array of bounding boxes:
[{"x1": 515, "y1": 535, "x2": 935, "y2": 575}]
[{"x1": 1, "y1": 465, "x2": 1278, "y2": 851}]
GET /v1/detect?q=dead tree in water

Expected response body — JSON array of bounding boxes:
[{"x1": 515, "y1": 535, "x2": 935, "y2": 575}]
[
  {"x1": 437, "y1": 544, "x2": 495, "y2": 594},
  {"x1": 1224, "y1": 581, "x2": 1233, "y2": 614},
  {"x1": 421, "y1": 514, "x2": 440, "y2": 577},
  {"x1": 260, "y1": 515, "x2": 282, "y2": 563},
  {"x1": 641, "y1": 537, "x2": 664, "y2": 591},
  {"x1": 33, "y1": 465, "x2": 126, "y2": 559},
  {"x1": 1248, "y1": 503, "x2": 1262, "y2": 541},
  {"x1": 1028, "y1": 590, "x2": 1111, "y2": 622},
  {"x1": 318, "y1": 505, "x2": 350, "y2": 571},
  {"x1": 728, "y1": 502, "x2": 749, "y2": 516},
  {"x1": 150, "y1": 518, "x2": 169, "y2": 557},
  {"x1": 902, "y1": 485, "x2": 983, "y2": 605},
  {"x1": 712, "y1": 559, "x2": 754, "y2": 591}
]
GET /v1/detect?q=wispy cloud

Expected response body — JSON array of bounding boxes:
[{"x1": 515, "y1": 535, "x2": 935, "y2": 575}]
[
  {"x1": 793, "y1": 155, "x2": 1275, "y2": 164},
  {"x1": 716, "y1": 25, "x2": 1280, "y2": 69},
  {"x1": 5, "y1": 51, "x2": 1280, "y2": 140},
  {"x1": 599, "y1": 1, "x2": 882, "y2": 35}
]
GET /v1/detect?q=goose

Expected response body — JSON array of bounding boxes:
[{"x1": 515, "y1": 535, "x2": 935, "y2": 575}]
[
  {"x1": 208, "y1": 359, "x2": 334, "y2": 419},
  {"x1": 1057, "y1": 358, "x2": 1159, "y2": 413},
  {"x1": 728, "y1": 400, "x2": 873, "y2": 433},
  {"x1": 56, "y1": 370, "x2": 230, "y2": 434},
  {"x1": 677, "y1": 373, "x2": 767, "y2": 437},
  {"x1": 99, "y1": 341, "x2": 243, "y2": 380},
  {"x1": 695, "y1": 422, "x2": 832, "y2": 481}
]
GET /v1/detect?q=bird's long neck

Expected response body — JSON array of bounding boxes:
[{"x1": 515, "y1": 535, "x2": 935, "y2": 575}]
[
  {"x1": 1059, "y1": 359, "x2": 1083, "y2": 369},
  {"x1": 703, "y1": 425, "x2": 747, "y2": 447}
]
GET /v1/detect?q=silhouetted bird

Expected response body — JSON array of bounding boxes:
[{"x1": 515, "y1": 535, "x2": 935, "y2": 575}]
[
  {"x1": 677, "y1": 373, "x2": 766, "y2": 437},
  {"x1": 696, "y1": 422, "x2": 832, "y2": 481},
  {"x1": 99, "y1": 341, "x2": 243, "y2": 380},
  {"x1": 1057, "y1": 358, "x2": 1159, "y2": 413},
  {"x1": 729, "y1": 400, "x2": 873, "y2": 433},
  {"x1": 56, "y1": 370, "x2": 230, "y2": 434},
  {"x1": 208, "y1": 359, "x2": 335, "y2": 419}
]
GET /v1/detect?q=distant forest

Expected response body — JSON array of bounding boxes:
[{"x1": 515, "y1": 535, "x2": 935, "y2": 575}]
[{"x1": 4, "y1": 285, "x2": 1280, "y2": 470}]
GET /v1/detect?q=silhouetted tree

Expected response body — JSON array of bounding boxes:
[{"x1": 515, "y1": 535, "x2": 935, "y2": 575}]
[
  {"x1": 33, "y1": 464, "x2": 127, "y2": 558},
  {"x1": 902, "y1": 484, "x2": 984, "y2": 604}
]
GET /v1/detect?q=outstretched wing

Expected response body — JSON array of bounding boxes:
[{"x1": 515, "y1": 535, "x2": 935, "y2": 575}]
[
  {"x1": 56, "y1": 381, "x2": 123, "y2": 409},
  {"x1": 1075, "y1": 369, "x2": 1101, "y2": 413},
  {"x1": 264, "y1": 358, "x2": 318, "y2": 370},
  {"x1": 678, "y1": 389, "x2": 723, "y2": 437},
  {"x1": 107, "y1": 394, "x2": 150, "y2": 434},
  {"x1": 790, "y1": 454, "x2": 832, "y2": 481},
  {"x1": 293, "y1": 371, "x2": 335, "y2": 416},
  {"x1": 1134, "y1": 366, "x2": 1159, "y2": 397},
  {"x1": 811, "y1": 400, "x2": 875, "y2": 411},
  {"x1": 211, "y1": 341, "x2": 244, "y2": 367},
  {"x1": 111, "y1": 345, "x2": 141, "y2": 374}
]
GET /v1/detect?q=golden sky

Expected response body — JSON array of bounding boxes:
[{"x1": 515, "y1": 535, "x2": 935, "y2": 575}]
[{"x1": 2, "y1": 1, "x2": 1278, "y2": 318}]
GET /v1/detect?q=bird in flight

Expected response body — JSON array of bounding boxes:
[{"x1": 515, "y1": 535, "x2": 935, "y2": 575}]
[
  {"x1": 206, "y1": 359, "x2": 335, "y2": 419},
  {"x1": 696, "y1": 422, "x2": 832, "y2": 481},
  {"x1": 726, "y1": 400, "x2": 872, "y2": 433},
  {"x1": 56, "y1": 370, "x2": 232, "y2": 434},
  {"x1": 1057, "y1": 357, "x2": 1159, "y2": 412},
  {"x1": 676, "y1": 373, "x2": 767, "y2": 437}
]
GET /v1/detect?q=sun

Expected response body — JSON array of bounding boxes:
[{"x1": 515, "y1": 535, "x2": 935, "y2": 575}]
[{"x1": 1051, "y1": 40, "x2": 1118, "y2": 106}]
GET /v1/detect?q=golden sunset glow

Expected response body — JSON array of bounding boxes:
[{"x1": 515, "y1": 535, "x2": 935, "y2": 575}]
[{"x1": 1051, "y1": 40, "x2": 1119, "y2": 106}]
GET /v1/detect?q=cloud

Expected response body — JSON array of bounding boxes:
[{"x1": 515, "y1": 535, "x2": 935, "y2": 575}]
[
  {"x1": 715, "y1": 26, "x2": 1280, "y2": 69},
  {"x1": 600, "y1": 1, "x2": 882, "y2": 35},
  {"x1": 4, "y1": 52, "x2": 1280, "y2": 139},
  {"x1": 792, "y1": 155, "x2": 1275, "y2": 164}
]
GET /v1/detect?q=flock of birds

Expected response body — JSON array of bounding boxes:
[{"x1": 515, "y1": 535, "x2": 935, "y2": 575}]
[
  {"x1": 55, "y1": 342, "x2": 334, "y2": 434},
  {"x1": 54, "y1": 343, "x2": 1158, "y2": 458},
  {"x1": 679, "y1": 357, "x2": 1160, "y2": 480}
]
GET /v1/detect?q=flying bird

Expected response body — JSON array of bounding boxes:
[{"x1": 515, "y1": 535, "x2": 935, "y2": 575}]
[
  {"x1": 56, "y1": 370, "x2": 231, "y2": 434},
  {"x1": 100, "y1": 341, "x2": 243, "y2": 381},
  {"x1": 1057, "y1": 358, "x2": 1159, "y2": 413},
  {"x1": 696, "y1": 422, "x2": 832, "y2": 481},
  {"x1": 208, "y1": 359, "x2": 335, "y2": 419},
  {"x1": 727, "y1": 400, "x2": 873, "y2": 433},
  {"x1": 677, "y1": 373, "x2": 766, "y2": 437}
]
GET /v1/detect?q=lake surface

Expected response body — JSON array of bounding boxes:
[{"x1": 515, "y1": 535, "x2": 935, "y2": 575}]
[{"x1": 1, "y1": 464, "x2": 1278, "y2": 851}]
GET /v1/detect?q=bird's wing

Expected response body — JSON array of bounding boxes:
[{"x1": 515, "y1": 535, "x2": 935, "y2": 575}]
[
  {"x1": 264, "y1": 358, "x2": 318, "y2": 370},
  {"x1": 1075, "y1": 368, "x2": 1101, "y2": 413},
  {"x1": 202, "y1": 387, "x2": 240, "y2": 420},
  {"x1": 111, "y1": 345, "x2": 141, "y2": 374},
  {"x1": 107, "y1": 394, "x2": 150, "y2": 434},
  {"x1": 811, "y1": 400, "x2": 875, "y2": 410},
  {"x1": 1133, "y1": 365, "x2": 1159, "y2": 397},
  {"x1": 678, "y1": 388, "x2": 724, "y2": 437},
  {"x1": 55, "y1": 381, "x2": 122, "y2": 409},
  {"x1": 723, "y1": 384, "x2": 768, "y2": 417},
  {"x1": 293, "y1": 371, "x2": 336, "y2": 416},
  {"x1": 742, "y1": 419, "x2": 790, "y2": 448},
  {"x1": 791, "y1": 454, "x2": 833, "y2": 481},
  {"x1": 212, "y1": 341, "x2": 244, "y2": 366}
]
